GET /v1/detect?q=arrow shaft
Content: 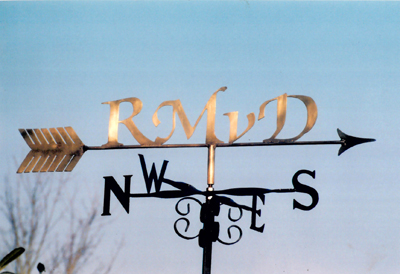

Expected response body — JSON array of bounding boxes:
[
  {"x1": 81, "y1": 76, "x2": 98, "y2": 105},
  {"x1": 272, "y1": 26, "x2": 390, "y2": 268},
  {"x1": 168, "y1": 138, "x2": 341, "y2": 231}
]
[{"x1": 84, "y1": 140, "x2": 343, "y2": 151}]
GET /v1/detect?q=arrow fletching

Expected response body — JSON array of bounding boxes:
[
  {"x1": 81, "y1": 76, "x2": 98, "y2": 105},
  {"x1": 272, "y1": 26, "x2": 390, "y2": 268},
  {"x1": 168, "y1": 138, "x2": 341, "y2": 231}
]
[{"x1": 17, "y1": 127, "x2": 84, "y2": 173}]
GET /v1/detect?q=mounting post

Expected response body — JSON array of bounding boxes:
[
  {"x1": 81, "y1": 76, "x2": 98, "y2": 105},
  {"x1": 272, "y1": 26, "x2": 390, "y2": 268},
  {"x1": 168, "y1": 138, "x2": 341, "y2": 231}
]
[{"x1": 203, "y1": 144, "x2": 216, "y2": 274}]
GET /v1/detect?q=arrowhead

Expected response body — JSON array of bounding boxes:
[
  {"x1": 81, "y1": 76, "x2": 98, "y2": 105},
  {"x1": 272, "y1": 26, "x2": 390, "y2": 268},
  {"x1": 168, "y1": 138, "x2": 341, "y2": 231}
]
[{"x1": 337, "y1": 129, "x2": 375, "y2": 156}]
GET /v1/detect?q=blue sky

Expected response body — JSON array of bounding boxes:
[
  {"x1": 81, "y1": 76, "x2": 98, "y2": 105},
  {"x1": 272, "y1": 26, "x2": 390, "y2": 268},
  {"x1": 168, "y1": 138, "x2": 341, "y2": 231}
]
[{"x1": 1, "y1": 1, "x2": 399, "y2": 274}]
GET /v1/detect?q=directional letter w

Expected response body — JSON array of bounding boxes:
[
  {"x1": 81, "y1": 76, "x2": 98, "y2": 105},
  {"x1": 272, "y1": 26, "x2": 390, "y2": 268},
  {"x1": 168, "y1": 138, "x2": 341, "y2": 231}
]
[{"x1": 139, "y1": 154, "x2": 168, "y2": 193}]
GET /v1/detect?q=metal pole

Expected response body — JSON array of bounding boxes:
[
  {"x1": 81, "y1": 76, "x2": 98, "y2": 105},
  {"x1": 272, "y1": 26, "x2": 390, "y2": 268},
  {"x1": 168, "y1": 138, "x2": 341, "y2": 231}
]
[
  {"x1": 202, "y1": 144, "x2": 216, "y2": 274},
  {"x1": 207, "y1": 144, "x2": 216, "y2": 187},
  {"x1": 202, "y1": 202, "x2": 213, "y2": 274}
]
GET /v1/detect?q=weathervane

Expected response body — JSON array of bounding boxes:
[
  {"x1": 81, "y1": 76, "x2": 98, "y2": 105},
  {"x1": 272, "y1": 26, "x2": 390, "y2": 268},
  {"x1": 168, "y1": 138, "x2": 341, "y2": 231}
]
[{"x1": 17, "y1": 87, "x2": 375, "y2": 274}]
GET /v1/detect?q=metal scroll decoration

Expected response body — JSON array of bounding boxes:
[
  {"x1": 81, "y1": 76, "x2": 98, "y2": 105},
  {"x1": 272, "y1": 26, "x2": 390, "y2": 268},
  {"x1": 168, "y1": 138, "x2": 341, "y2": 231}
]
[{"x1": 174, "y1": 196, "x2": 243, "y2": 246}]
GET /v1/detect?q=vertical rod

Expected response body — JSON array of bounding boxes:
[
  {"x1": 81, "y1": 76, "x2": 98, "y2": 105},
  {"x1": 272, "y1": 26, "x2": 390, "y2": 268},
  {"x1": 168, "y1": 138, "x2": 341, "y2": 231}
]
[
  {"x1": 207, "y1": 144, "x2": 216, "y2": 187},
  {"x1": 203, "y1": 144, "x2": 216, "y2": 274},
  {"x1": 202, "y1": 229, "x2": 212, "y2": 274},
  {"x1": 202, "y1": 198, "x2": 213, "y2": 274}
]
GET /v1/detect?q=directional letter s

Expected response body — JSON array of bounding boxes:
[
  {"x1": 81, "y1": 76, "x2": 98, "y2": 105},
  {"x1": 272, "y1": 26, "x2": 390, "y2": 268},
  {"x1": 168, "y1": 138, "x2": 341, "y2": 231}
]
[{"x1": 292, "y1": 170, "x2": 319, "y2": 211}]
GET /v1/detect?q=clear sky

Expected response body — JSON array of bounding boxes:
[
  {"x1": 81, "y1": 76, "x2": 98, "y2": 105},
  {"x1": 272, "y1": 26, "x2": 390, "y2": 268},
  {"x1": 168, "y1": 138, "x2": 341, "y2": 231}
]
[{"x1": 1, "y1": 1, "x2": 399, "y2": 274}]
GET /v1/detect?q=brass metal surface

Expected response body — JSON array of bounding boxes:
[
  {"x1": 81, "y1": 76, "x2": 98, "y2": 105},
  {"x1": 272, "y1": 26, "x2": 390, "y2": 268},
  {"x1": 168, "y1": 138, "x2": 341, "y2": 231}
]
[
  {"x1": 152, "y1": 87, "x2": 226, "y2": 145},
  {"x1": 102, "y1": 89, "x2": 318, "y2": 147},
  {"x1": 17, "y1": 127, "x2": 83, "y2": 173},
  {"x1": 258, "y1": 94, "x2": 318, "y2": 143},
  {"x1": 16, "y1": 89, "x2": 374, "y2": 173},
  {"x1": 224, "y1": 111, "x2": 255, "y2": 144},
  {"x1": 207, "y1": 145, "x2": 216, "y2": 186},
  {"x1": 102, "y1": 97, "x2": 155, "y2": 147}
]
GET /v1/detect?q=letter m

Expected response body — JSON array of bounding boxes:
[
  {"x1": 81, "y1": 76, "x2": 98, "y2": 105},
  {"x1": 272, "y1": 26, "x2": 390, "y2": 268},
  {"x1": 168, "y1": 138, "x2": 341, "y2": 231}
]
[
  {"x1": 139, "y1": 154, "x2": 168, "y2": 193},
  {"x1": 102, "y1": 175, "x2": 132, "y2": 216}
]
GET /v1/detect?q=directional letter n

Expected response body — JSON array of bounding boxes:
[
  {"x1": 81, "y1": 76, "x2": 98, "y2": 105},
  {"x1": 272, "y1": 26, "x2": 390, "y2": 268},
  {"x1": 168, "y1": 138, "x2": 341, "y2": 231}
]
[{"x1": 102, "y1": 175, "x2": 132, "y2": 216}]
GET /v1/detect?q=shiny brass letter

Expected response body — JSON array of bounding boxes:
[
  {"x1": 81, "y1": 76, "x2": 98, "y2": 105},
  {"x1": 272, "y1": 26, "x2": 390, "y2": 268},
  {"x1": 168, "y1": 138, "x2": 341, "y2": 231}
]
[
  {"x1": 223, "y1": 111, "x2": 255, "y2": 143},
  {"x1": 152, "y1": 87, "x2": 227, "y2": 144},
  {"x1": 102, "y1": 98, "x2": 155, "y2": 147},
  {"x1": 258, "y1": 94, "x2": 317, "y2": 142}
]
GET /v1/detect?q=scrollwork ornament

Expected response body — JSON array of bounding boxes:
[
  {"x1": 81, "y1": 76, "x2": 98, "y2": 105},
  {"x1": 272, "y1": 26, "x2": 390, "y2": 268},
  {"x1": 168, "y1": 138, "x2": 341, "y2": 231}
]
[
  {"x1": 175, "y1": 197, "x2": 202, "y2": 216},
  {"x1": 174, "y1": 218, "x2": 198, "y2": 240},
  {"x1": 228, "y1": 207, "x2": 243, "y2": 222},
  {"x1": 174, "y1": 197, "x2": 202, "y2": 240},
  {"x1": 217, "y1": 225, "x2": 243, "y2": 245}
]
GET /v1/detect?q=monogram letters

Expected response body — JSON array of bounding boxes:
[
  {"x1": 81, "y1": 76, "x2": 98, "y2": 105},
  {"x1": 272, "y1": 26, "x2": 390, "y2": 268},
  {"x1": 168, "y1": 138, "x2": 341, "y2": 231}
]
[{"x1": 101, "y1": 87, "x2": 318, "y2": 147}]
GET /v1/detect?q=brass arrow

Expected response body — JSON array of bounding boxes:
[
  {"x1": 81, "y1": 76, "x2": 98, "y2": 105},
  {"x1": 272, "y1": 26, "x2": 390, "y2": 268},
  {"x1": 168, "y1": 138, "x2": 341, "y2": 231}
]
[{"x1": 17, "y1": 127, "x2": 375, "y2": 173}]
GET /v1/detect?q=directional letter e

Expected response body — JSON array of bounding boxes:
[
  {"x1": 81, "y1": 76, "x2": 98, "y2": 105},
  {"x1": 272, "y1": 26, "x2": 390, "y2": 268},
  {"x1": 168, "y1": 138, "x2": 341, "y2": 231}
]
[{"x1": 102, "y1": 175, "x2": 132, "y2": 216}]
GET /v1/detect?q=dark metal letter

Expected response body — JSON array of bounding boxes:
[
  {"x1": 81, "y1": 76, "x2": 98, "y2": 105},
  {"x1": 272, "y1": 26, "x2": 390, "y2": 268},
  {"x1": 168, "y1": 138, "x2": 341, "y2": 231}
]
[
  {"x1": 292, "y1": 170, "x2": 319, "y2": 211},
  {"x1": 102, "y1": 175, "x2": 132, "y2": 216},
  {"x1": 139, "y1": 154, "x2": 169, "y2": 193},
  {"x1": 250, "y1": 194, "x2": 265, "y2": 233}
]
